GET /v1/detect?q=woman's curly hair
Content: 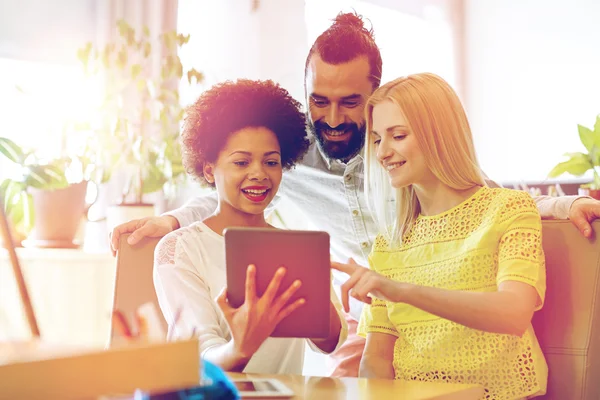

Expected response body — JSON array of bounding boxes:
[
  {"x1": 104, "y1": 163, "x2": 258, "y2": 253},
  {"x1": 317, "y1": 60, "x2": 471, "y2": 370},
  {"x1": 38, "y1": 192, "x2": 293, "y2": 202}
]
[{"x1": 181, "y1": 79, "x2": 309, "y2": 186}]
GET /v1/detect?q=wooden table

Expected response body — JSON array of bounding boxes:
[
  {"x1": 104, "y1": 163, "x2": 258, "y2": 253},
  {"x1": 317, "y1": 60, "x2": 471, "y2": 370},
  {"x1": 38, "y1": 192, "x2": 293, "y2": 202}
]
[{"x1": 228, "y1": 372, "x2": 484, "y2": 400}]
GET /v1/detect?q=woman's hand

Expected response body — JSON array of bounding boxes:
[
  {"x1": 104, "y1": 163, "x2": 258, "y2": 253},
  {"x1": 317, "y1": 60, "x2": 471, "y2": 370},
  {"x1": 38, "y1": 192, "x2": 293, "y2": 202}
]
[
  {"x1": 332, "y1": 259, "x2": 403, "y2": 312},
  {"x1": 216, "y1": 265, "x2": 305, "y2": 360}
]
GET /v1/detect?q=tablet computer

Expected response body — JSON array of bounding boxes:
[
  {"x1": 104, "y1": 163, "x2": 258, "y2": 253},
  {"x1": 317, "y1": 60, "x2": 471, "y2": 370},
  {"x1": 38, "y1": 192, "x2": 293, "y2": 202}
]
[
  {"x1": 231, "y1": 378, "x2": 294, "y2": 398},
  {"x1": 224, "y1": 227, "x2": 330, "y2": 338}
]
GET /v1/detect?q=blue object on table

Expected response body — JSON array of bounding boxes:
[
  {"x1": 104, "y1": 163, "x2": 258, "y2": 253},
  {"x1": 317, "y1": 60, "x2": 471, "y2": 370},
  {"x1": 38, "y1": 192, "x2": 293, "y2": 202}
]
[{"x1": 134, "y1": 360, "x2": 239, "y2": 400}]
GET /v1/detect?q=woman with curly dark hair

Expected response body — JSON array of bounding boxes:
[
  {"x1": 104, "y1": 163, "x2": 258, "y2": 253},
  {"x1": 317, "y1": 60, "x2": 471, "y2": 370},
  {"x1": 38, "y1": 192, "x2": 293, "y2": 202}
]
[{"x1": 153, "y1": 79, "x2": 346, "y2": 374}]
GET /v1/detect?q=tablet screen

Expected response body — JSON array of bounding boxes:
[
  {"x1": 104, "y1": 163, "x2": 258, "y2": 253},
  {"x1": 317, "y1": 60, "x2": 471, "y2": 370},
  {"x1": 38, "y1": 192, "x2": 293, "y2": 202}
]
[
  {"x1": 234, "y1": 380, "x2": 276, "y2": 392},
  {"x1": 232, "y1": 379, "x2": 293, "y2": 397}
]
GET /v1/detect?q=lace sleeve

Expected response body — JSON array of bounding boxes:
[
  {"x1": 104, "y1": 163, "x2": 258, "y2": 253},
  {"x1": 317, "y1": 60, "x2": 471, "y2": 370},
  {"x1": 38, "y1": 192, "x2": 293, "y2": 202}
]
[
  {"x1": 497, "y1": 191, "x2": 546, "y2": 310},
  {"x1": 153, "y1": 231, "x2": 229, "y2": 353}
]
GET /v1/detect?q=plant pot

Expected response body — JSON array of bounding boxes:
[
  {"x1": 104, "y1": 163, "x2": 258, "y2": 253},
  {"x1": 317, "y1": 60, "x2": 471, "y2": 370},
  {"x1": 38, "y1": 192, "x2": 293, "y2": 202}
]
[
  {"x1": 24, "y1": 181, "x2": 93, "y2": 249},
  {"x1": 106, "y1": 203, "x2": 156, "y2": 234},
  {"x1": 578, "y1": 187, "x2": 600, "y2": 200}
]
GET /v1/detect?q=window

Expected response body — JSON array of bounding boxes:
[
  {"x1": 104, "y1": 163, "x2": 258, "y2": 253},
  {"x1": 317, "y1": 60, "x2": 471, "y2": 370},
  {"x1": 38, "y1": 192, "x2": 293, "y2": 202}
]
[
  {"x1": 305, "y1": 0, "x2": 457, "y2": 88},
  {"x1": 0, "y1": 58, "x2": 102, "y2": 184}
]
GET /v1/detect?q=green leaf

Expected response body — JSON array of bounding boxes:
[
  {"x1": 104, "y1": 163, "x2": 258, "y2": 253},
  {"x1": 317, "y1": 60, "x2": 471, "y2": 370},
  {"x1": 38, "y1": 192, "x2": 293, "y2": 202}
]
[
  {"x1": 4, "y1": 180, "x2": 25, "y2": 223},
  {"x1": 77, "y1": 42, "x2": 92, "y2": 71},
  {"x1": 143, "y1": 26, "x2": 150, "y2": 37},
  {"x1": 548, "y1": 152, "x2": 593, "y2": 177},
  {"x1": 43, "y1": 165, "x2": 69, "y2": 188},
  {"x1": 131, "y1": 64, "x2": 142, "y2": 79},
  {"x1": 137, "y1": 79, "x2": 147, "y2": 92},
  {"x1": 578, "y1": 124, "x2": 595, "y2": 152},
  {"x1": 116, "y1": 47, "x2": 128, "y2": 69},
  {"x1": 174, "y1": 58, "x2": 183, "y2": 79},
  {"x1": 19, "y1": 191, "x2": 34, "y2": 231},
  {"x1": 187, "y1": 68, "x2": 204, "y2": 85},
  {"x1": 25, "y1": 165, "x2": 68, "y2": 189},
  {"x1": 0, "y1": 179, "x2": 10, "y2": 198},
  {"x1": 143, "y1": 42, "x2": 151, "y2": 58},
  {"x1": 177, "y1": 33, "x2": 190, "y2": 46},
  {"x1": 0, "y1": 137, "x2": 25, "y2": 164},
  {"x1": 117, "y1": 19, "x2": 135, "y2": 45},
  {"x1": 591, "y1": 114, "x2": 600, "y2": 150},
  {"x1": 142, "y1": 164, "x2": 166, "y2": 194}
]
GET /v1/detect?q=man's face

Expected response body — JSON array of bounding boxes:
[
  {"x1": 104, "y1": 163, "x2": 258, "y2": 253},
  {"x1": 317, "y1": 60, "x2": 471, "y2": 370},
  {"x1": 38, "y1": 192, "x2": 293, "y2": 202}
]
[{"x1": 305, "y1": 55, "x2": 374, "y2": 162}]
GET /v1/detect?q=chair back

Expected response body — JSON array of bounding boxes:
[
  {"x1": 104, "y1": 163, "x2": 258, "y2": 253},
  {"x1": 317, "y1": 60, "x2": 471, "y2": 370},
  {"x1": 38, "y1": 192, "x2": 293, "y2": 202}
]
[
  {"x1": 111, "y1": 233, "x2": 165, "y2": 342},
  {"x1": 534, "y1": 220, "x2": 600, "y2": 399}
]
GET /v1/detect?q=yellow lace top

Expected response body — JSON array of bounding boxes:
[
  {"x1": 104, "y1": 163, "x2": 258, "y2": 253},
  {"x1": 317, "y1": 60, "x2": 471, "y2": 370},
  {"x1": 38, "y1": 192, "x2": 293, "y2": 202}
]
[{"x1": 358, "y1": 187, "x2": 547, "y2": 400}]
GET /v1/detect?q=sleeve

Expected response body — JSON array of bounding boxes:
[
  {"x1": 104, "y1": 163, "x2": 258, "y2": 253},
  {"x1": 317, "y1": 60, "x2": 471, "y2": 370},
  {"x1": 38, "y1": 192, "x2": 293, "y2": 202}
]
[
  {"x1": 153, "y1": 231, "x2": 229, "y2": 356},
  {"x1": 162, "y1": 192, "x2": 219, "y2": 228},
  {"x1": 497, "y1": 192, "x2": 547, "y2": 310},
  {"x1": 356, "y1": 251, "x2": 399, "y2": 338},
  {"x1": 306, "y1": 277, "x2": 349, "y2": 354},
  {"x1": 533, "y1": 195, "x2": 585, "y2": 219}
]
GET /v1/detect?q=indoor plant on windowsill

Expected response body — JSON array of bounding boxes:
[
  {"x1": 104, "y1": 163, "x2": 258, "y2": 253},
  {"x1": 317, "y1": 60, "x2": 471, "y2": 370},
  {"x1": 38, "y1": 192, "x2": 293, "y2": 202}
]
[
  {"x1": 548, "y1": 114, "x2": 600, "y2": 200},
  {"x1": 77, "y1": 20, "x2": 203, "y2": 230},
  {"x1": 0, "y1": 137, "x2": 95, "y2": 248}
]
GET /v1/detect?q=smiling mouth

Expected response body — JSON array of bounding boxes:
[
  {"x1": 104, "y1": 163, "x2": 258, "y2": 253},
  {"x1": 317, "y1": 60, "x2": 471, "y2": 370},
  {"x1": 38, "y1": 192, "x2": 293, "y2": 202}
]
[
  {"x1": 241, "y1": 188, "x2": 270, "y2": 203},
  {"x1": 323, "y1": 130, "x2": 350, "y2": 141},
  {"x1": 385, "y1": 161, "x2": 406, "y2": 171}
]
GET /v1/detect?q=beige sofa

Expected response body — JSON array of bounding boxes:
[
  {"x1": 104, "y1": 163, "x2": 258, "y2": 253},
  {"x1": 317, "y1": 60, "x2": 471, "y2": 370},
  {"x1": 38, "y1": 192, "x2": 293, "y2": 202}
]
[
  {"x1": 112, "y1": 221, "x2": 600, "y2": 399},
  {"x1": 533, "y1": 220, "x2": 600, "y2": 399}
]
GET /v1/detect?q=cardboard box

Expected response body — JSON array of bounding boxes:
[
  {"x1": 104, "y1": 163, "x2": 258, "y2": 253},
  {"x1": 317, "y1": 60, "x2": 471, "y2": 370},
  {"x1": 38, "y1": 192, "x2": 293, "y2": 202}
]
[{"x1": 0, "y1": 339, "x2": 199, "y2": 400}]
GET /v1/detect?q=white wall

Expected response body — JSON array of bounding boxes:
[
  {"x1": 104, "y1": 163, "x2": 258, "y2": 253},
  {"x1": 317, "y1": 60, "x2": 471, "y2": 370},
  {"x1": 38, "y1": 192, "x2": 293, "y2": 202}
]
[
  {"x1": 465, "y1": 0, "x2": 600, "y2": 183},
  {"x1": 0, "y1": 0, "x2": 96, "y2": 63},
  {"x1": 177, "y1": 0, "x2": 307, "y2": 106}
]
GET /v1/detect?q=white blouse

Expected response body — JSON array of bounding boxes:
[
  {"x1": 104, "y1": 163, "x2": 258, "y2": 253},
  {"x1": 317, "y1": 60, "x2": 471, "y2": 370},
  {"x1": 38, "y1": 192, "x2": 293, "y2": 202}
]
[{"x1": 153, "y1": 222, "x2": 347, "y2": 375}]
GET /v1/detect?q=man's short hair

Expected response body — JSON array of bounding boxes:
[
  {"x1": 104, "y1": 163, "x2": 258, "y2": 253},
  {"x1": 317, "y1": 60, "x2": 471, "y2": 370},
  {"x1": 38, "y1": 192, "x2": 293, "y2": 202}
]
[{"x1": 304, "y1": 11, "x2": 383, "y2": 89}]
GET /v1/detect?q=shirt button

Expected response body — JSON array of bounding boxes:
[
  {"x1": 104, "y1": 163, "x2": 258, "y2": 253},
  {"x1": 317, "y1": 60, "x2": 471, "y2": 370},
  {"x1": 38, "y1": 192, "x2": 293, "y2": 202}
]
[
  {"x1": 361, "y1": 242, "x2": 369, "y2": 248},
  {"x1": 352, "y1": 209, "x2": 360, "y2": 216},
  {"x1": 345, "y1": 175, "x2": 352, "y2": 181}
]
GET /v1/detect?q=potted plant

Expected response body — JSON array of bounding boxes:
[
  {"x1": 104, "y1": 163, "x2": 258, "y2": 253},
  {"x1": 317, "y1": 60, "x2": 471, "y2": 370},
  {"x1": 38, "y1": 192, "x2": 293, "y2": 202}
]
[
  {"x1": 0, "y1": 137, "x2": 95, "y2": 247},
  {"x1": 77, "y1": 20, "x2": 203, "y2": 229},
  {"x1": 548, "y1": 114, "x2": 600, "y2": 200}
]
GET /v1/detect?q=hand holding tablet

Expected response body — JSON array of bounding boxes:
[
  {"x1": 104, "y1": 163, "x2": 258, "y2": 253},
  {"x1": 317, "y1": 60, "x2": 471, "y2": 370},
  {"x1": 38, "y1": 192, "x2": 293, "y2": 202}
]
[{"x1": 216, "y1": 263, "x2": 306, "y2": 357}]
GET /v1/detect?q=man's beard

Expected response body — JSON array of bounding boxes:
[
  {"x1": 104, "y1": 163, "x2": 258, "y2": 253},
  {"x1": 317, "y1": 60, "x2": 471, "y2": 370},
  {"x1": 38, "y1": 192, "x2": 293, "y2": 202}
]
[{"x1": 308, "y1": 119, "x2": 366, "y2": 163}]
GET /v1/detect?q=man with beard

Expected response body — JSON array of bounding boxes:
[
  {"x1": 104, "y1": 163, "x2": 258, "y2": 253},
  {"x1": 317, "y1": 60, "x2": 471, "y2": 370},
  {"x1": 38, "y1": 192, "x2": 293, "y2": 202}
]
[{"x1": 110, "y1": 12, "x2": 600, "y2": 377}]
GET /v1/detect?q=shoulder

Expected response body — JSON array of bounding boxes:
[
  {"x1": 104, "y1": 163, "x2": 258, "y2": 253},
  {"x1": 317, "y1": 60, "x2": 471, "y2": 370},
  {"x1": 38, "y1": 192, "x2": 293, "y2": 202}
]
[
  {"x1": 155, "y1": 222, "x2": 213, "y2": 265},
  {"x1": 372, "y1": 233, "x2": 390, "y2": 252},
  {"x1": 486, "y1": 187, "x2": 539, "y2": 220},
  {"x1": 157, "y1": 222, "x2": 204, "y2": 249}
]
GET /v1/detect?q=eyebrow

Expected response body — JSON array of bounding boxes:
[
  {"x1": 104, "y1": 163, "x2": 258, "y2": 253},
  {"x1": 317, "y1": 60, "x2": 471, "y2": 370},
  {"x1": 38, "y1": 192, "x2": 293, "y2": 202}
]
[
  {"x1": 310, "y1": 93, "x2": 362, "y2": 102},
  {"x1": 371, "y1": 125, "x2": 409, "y2": 136},
  {"x1": 228, "y1": 150, "x2": 281, "y2": 157}
]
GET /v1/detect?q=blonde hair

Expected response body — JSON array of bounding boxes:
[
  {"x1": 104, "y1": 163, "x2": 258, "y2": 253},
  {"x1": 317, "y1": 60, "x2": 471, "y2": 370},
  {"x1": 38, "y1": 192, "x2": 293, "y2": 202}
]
[{"x1": 364, "y1": 73, "x2": 486, "y2": 245}]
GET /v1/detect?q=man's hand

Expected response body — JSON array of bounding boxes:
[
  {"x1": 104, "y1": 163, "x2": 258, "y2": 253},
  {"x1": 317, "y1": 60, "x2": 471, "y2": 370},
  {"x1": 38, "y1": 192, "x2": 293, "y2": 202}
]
[
  {"x1": 569, "y1": 197, "x2": 600, "y2": 238},
  {"x1": 109, "y1": 215, "x2": 180, "y2": 256},
  {"x1": 331, "y1": 259, "x2": 403, "y2": 312}
]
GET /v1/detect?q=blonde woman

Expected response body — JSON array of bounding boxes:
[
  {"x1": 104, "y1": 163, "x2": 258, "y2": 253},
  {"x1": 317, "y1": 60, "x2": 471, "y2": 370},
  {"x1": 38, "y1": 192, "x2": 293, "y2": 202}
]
[{"x1": 332, "y1": 73, "x2": 547, "y2": 399}]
